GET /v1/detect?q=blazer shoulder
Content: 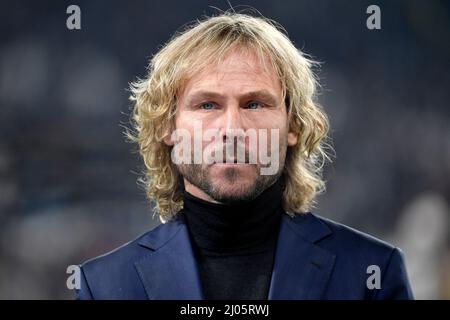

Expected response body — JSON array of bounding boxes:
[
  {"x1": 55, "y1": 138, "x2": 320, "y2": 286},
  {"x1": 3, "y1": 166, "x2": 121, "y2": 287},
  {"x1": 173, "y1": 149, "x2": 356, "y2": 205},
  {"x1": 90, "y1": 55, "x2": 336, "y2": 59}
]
[
  {"x1": 307, "y1": 213, "x2": 398, "y2": 257},
  {"x1": 77, "y1": 219, "x2": 181, "y2": 299},
  {"x1": 80, "y1": 219, "x2": 177, "y2": 272},
  {"x1": 307, "y1": 213, "x2": 414, "y2": 299}
]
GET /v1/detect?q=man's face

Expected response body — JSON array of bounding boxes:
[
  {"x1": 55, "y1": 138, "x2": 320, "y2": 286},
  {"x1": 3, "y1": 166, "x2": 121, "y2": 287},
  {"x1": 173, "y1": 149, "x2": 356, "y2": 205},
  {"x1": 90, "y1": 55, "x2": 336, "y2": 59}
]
[{"x1": 166, "y1": 49, "x2": 298, "y2": 204}]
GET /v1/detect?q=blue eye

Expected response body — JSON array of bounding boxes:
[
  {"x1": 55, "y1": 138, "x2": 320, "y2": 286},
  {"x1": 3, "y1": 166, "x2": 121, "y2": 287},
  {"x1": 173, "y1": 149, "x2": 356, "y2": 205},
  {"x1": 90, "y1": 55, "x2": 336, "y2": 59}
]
[
  {"x1": 246, "y1": 101, "x2": 261, "y2": 109},
  {"x1": 200, "y1": 102, "x2": 215, "y2": 110}
]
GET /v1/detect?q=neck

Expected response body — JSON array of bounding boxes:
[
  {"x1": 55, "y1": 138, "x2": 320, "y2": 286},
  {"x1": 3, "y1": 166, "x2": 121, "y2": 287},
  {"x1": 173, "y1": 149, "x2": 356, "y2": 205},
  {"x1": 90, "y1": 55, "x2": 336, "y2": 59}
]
[
  {"x1": 181, "y1": 177, "x2": 284, "y2": 254},
  {"x1": 183, "y1": 178, "x2": 221, "y2": 204}
]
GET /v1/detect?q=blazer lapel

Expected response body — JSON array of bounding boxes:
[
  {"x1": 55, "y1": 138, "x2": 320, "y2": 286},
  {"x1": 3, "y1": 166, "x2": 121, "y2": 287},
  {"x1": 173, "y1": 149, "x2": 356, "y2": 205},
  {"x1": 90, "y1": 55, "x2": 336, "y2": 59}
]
[
  {"x1": 268, "y1": 213, "x2": 336, "y2": 300},
  {"x1": 134, "y1": 214, "x2": 204, "y2": 299},
  {"x1": 134, "y1": 212, "x2": 335, "y2": 300}
]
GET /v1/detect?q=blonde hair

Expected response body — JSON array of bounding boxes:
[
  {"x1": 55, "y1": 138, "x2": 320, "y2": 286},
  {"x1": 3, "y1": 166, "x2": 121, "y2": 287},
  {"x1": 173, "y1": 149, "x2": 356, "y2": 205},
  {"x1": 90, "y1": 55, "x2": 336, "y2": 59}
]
[{"x1": 128, "y1": 12, "x2": 333, "y2": 222}]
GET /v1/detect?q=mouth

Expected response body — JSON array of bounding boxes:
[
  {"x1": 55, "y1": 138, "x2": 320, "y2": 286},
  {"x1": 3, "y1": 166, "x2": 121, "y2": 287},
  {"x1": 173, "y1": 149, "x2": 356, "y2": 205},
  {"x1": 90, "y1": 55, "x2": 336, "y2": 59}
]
[{"x1": 214, "y1": 158, "x2": 251, "y2": 165}]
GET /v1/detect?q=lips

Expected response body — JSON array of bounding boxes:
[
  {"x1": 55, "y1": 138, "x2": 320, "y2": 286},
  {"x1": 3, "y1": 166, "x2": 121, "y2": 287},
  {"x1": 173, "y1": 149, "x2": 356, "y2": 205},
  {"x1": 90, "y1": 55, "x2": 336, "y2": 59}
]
[
  {"x1": 215, "y1": 158, "x2": 250, "y2": 164},
  {"x1": 227, "y1": 160, "x2": 247, "y2": 164}
]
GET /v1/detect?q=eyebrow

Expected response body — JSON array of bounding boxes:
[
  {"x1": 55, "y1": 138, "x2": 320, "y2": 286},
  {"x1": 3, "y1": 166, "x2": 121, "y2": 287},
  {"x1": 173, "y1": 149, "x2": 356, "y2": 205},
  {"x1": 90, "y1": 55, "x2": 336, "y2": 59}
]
[{"x1": 184, "y1": 89, "x2": 280, "y2": 107}]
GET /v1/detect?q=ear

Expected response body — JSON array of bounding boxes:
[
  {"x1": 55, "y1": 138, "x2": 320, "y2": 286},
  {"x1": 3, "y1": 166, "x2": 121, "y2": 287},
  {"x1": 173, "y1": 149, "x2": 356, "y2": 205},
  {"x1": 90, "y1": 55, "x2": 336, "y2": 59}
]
[
  {"x1": 163, "y1": 135, "x2": 173, "y2": 146},
  {"x1": 163, "y1": 128, "x2": 175, "y2": 146},
  {"x1": 287, "y1": 130, "x2": 298, "y2": 147}
]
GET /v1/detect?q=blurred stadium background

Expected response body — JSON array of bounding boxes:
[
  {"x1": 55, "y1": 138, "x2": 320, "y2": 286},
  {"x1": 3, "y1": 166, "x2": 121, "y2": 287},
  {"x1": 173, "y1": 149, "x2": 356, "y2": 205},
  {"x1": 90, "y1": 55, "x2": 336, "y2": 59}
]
[{"x1": 0, "y1": 0, "x2": 449, "y2": 299}]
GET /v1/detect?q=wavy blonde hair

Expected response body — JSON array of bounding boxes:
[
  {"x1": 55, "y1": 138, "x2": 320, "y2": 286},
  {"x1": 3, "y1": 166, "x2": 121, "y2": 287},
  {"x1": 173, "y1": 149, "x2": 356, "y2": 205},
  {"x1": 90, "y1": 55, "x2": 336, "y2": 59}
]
[{"x1": 128, "y1": 12, "x2": 333, "y2": 222}]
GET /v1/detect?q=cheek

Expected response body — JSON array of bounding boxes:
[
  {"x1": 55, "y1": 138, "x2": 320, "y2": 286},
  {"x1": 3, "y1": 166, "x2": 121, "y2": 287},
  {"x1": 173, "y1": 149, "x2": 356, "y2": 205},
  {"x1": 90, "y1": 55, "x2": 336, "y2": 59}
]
[
  {"x1": 174, "y1": 114, "x2": 196, "y2": 135},
  {"x1": 174, "y1": 113, "x2": 184, "y2": 129}
]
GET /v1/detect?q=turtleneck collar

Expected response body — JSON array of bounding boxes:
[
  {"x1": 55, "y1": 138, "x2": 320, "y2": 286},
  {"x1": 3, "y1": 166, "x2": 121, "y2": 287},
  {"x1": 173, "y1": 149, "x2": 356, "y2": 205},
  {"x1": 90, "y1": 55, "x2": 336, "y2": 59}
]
[{"x1": 181, "y1": 176, "x2": 285, "y2": 255}]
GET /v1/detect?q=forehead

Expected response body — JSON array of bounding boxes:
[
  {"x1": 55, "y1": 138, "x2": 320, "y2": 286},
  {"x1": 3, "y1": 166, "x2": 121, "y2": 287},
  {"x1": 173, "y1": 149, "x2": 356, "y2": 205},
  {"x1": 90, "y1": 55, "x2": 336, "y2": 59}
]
[{"x1": 178, "y1": 48, "x2": 282, "y2": 98}]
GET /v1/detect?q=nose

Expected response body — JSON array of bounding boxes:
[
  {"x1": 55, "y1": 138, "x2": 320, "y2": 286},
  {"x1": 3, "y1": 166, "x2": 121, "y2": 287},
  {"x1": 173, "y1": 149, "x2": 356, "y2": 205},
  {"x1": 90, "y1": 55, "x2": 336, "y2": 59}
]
[{"x1": 220, "y1": 103, "x2": 244, "y2": 142}]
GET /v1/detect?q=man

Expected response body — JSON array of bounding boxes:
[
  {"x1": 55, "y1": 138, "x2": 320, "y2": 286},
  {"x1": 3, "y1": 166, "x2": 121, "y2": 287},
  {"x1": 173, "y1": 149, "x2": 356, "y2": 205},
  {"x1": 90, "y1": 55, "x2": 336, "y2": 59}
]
[{"x1": 76, "y1": 13, "x2": 414, "y2": 300}]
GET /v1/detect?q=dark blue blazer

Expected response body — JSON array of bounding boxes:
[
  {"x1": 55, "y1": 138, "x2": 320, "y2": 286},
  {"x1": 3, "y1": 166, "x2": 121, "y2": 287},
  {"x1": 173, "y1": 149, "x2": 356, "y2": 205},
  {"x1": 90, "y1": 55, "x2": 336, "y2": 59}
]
[{"x1": 76, "y1": 212, "x2": 414, "y2": 300}]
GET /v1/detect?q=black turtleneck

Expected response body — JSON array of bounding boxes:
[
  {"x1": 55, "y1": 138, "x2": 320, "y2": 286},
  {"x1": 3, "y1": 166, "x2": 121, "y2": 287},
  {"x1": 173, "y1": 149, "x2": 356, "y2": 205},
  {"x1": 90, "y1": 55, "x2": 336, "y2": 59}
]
[{"x1": 181, "y1": 178, "x2": 284, "y2": 300}]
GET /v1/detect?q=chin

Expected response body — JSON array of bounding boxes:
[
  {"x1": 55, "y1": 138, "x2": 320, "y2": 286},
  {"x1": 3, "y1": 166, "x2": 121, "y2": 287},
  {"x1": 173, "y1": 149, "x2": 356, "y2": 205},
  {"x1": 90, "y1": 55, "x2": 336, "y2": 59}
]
[
  {"x1": 210, "y1": 164, "x2": 257, "y2": 182},
  {"x1": 210, "y1": 173, "x2": 257, "y2": 199}
]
